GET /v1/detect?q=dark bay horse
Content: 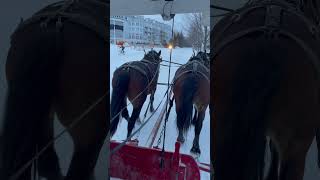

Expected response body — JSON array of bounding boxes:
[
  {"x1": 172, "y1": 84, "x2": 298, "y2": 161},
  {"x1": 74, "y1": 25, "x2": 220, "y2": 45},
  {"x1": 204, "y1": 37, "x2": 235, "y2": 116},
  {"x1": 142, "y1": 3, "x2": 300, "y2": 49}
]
[
  {"x1": 172, "y1": 51, "x2": 210, "y2": 155},
  {"x1": 1, "y1": 1, "x2": 108, "y2": 180},
  {"x1": 212, "y1": 0, "x2": 320, "y2": 180},
  {"x1": 110, "y1": 50, "x2": 162, "y2": 138}
]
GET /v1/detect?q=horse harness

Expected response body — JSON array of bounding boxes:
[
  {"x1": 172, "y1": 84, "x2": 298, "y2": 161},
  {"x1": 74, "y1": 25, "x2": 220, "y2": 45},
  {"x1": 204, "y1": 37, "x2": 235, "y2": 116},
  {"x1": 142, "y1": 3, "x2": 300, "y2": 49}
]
[
  {"x1": 11, "y1": 0, "x2": 108, "y2": 42},
  {"x1": 118, "y1": 59, "x2": 160, "y2": 89},
  {"x1": 173, "y1": 59, "x2": 210, "y2": 85},
  {"x1": 212, "y1": 0, "x2": 320, "y2": 79}
]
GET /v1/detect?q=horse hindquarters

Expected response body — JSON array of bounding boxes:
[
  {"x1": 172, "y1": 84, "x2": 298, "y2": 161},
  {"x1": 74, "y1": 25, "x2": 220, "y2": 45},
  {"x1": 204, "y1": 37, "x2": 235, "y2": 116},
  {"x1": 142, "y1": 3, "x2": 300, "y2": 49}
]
[{"x1": 110, "y1": 69, "x2": 130, "y2": 136}]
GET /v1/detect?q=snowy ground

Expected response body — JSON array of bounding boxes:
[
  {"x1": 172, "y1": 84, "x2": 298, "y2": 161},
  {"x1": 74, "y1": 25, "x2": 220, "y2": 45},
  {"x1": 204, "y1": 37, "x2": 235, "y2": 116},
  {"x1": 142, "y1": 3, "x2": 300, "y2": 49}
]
[{"x1": 110, "y1": 44, "x2": 210, "y2": 179}]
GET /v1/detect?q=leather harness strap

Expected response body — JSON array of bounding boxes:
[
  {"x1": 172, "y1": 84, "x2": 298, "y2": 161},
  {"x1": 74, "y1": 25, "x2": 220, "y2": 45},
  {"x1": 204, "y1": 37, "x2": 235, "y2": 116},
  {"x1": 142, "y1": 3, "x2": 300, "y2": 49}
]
[
  {"x1": 118, "y1": 59, "x2": 160, "y2": 86},
  {"x1": 212, "y1": 0, "x2": 320, "y2": 79},
  {"x1": 13, "y1": 0, "x2": 108, "y2": 42},
  {"x1": 173, "y1": 60, "x2": 210, "y2": 84}
]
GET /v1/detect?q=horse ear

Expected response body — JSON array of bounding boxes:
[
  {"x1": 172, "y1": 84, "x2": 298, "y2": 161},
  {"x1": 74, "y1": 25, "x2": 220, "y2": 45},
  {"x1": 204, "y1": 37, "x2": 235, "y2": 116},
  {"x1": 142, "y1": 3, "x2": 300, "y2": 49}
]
[
  {"x1": 158, "y1": 50, "x2": 161, "y2": 56},
  {"x1": 144, "y1": 49, "x2": 146, "y2": 55}
]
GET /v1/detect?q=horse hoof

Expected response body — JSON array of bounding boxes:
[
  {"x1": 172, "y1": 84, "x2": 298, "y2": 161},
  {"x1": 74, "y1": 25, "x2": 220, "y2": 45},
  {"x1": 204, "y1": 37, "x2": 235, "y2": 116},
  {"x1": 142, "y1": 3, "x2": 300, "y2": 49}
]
[
  {"x1": 191, "y1": 146, "x2": 201, "y2": 155},
  {"x1": 136, "y1": 117, "x2": 142, "y2": 124},
  {"x1": 123, "y1": 116, "x2": 129, "y2": 121},
  {"x1": 150, "y1": 107, "x2": 155, "y2": 112},
  {"x1": 177, "y1": 136, "x2": 185, "y2": 144},
  {"x1": 191, "y1": 120, "x2": 196, "y2": 126}
]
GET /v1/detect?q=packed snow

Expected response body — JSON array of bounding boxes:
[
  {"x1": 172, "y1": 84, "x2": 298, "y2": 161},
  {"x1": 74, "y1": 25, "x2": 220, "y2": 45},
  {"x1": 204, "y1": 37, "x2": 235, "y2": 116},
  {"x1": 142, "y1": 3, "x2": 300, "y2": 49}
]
[{"x1": 110, "y1": 44, "x2": 210, "y2": 179}]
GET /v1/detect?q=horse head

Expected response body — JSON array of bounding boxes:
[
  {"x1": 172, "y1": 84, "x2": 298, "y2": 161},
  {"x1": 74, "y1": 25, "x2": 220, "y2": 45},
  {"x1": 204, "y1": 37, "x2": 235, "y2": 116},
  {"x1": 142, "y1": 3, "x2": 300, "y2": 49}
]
[
  {"x1": 189, "y1": 51, "x2": 210, "y2": 67},
  {"x1": 143, "y1": 49, "x2": 162, "y2": 63}
]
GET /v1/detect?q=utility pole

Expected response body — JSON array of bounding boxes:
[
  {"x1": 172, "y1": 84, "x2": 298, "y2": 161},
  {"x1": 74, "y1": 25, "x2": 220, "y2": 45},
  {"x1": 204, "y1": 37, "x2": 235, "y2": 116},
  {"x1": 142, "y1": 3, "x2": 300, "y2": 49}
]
[{"x1": 113, "y1": 19, "x2": 116, "y2": 44}]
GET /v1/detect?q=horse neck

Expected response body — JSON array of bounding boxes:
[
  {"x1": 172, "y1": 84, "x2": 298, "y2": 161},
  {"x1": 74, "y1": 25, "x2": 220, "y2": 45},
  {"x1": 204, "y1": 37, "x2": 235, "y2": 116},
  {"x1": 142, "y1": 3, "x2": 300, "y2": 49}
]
[
  {"x1": 142, "y1": 57, "x2": 159, "y2": 66},
  {"x1": 189, "y1": 57, "x2": 202, "y2": 64}
]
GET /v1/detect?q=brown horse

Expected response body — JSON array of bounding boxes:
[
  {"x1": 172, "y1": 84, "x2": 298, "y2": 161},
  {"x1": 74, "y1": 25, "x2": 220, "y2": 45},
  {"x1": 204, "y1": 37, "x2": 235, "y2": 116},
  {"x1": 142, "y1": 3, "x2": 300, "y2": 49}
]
[
  {"x1": 110, "y1": 50, "x2": 162, "y2": 138},
  {"x1": 173, "y1": 51, "x2": 210, "y2": 155},
  {"x1": 212, "y1": 0, "x2": 320, "y2": 180},
  {"x1": 1, "y1": 1, "x2": 108, "y2": 180}
]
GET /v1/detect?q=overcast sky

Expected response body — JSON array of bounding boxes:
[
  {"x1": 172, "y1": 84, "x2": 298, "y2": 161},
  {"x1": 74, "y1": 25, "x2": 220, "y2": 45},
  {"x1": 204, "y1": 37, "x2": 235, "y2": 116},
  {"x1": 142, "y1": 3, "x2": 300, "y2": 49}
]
[{"x1": 144, "y1": 13, "x2": 190, "y2": 35}]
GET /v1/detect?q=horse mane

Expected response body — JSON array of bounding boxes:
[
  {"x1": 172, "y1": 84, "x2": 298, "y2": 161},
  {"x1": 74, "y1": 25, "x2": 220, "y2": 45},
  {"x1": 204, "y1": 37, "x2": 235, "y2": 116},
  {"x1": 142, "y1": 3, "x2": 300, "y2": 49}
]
[
  {"x1": 189, "y1": 52, "x2": 209, "y2": 65},
  {"x1": 188, "y1": 55, "x2": 201, "y2": 62}
]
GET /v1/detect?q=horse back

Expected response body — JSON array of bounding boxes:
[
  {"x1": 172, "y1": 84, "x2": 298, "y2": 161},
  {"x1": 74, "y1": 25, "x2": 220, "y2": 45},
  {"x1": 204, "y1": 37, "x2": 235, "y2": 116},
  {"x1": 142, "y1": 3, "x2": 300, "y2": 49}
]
[
  {"x1": 115, "y1": 60, "x2": 160, "y2": 92},
  {"x1": 173, "y1": 61, "x2": 209, "y2": 85}
]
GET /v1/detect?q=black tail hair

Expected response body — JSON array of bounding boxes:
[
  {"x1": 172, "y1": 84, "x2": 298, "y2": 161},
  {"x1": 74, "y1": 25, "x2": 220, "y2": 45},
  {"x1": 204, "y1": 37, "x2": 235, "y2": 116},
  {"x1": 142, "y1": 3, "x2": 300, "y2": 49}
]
[
  {"x1": 176, "y1": 75, "x2": 197, "y2": 135},
  {"x1": 110, "y1": 69, "x2": 130, "y2": 136},
  {"x1": 1, "y1": 32, "x2": 59, "y2": 179},
  {"x1": 215, "y1": 49, "x2": 281, "y2": 180}
]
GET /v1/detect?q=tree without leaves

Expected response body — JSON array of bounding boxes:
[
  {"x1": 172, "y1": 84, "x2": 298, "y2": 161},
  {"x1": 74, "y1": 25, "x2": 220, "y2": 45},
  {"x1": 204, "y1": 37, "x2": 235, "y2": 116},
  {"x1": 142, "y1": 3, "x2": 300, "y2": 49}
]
[{"x1": 183, "y1": 13, "x2": 210, "y2": 52}]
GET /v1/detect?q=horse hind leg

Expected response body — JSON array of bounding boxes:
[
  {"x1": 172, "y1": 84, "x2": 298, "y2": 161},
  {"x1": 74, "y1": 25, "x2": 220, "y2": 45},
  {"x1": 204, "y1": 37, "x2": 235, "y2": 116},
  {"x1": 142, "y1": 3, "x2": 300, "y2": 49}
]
[
  {"x1": 127, "y1": 104, "x2": 144, "y2": 138},
  {"x1": 64, "y1": 103, "x2": 108, "y2": 180},
  {"x1": 121, "y1": 98, "x2": 129, "y2": 121},
  {"x1": 191, "y1": 107, "x2": 198, "y2": 126},
  {"x1": 38, "y1": 111, "x2": 63, "y2": 180},
  {"x1": 265, "y1": 139, "x2": 279, "y2": 180},
  {"x1": 278, "y1": 134, "x2": 313, "y2": 180},
  {"x1": 191, "y1": 108, "x2": 206, "y2": 155}
]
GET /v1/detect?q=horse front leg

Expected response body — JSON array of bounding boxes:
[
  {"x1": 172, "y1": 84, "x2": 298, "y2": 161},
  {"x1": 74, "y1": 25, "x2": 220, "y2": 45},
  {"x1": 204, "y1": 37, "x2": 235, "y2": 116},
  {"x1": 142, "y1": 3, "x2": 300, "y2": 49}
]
[{"x1": 149, "y1": 90, "x2": 155, "y2": 112}]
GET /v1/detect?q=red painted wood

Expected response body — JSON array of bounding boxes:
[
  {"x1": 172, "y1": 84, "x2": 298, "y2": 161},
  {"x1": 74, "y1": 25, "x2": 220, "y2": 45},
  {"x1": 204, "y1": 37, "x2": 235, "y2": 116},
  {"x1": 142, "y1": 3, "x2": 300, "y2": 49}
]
[{"x1": 110, "y1": 141, "x2": 201, "y2": 180}]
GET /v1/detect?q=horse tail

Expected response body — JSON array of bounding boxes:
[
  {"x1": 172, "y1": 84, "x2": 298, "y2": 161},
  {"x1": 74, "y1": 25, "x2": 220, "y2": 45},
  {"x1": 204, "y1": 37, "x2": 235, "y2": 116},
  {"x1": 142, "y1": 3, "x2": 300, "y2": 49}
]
[
  {"x1": 215, "y1": 48, "x2": 281, "y2": 180},
  {"x1": 1, "y1": 31, "x2": 59, "y2": 179},
  {"x1": 110, "y1": 69, "x2": 130, "y2": 136},
  {"x1": 176, "y1": 75, "x2": 197, "y2": 135},
  {"x1": 316, "y1": 129, "x2": 320, "y2": 169}
]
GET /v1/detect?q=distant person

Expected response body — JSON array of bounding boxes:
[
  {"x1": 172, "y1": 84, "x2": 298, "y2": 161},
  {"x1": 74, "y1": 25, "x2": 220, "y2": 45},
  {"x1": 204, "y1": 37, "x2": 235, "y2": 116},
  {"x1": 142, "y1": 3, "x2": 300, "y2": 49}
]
[{"x1": 120, "y1": 45, "x2": 125, "y2": 54}]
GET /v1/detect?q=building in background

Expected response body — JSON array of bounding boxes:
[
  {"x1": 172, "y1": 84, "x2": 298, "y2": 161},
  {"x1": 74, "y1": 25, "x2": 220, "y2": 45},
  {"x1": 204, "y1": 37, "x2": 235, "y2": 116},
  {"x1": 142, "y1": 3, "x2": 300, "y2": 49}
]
[
  {"x1": 110, "y1": 15, "x2": 171, "y2": 46},
  {"x1": 110, "y1": 16, "x2": 125, "y2": 44}
]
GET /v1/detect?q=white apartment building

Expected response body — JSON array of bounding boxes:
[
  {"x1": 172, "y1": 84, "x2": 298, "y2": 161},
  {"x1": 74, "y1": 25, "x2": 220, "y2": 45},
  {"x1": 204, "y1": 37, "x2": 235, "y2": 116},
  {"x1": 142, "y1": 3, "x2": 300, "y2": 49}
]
[
  {"x1": 110, "y1": 16, "x2": 125, "y2": 44},
  {"x1": 110, "y1": 15, "x2": 172, "y2": 46}
]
